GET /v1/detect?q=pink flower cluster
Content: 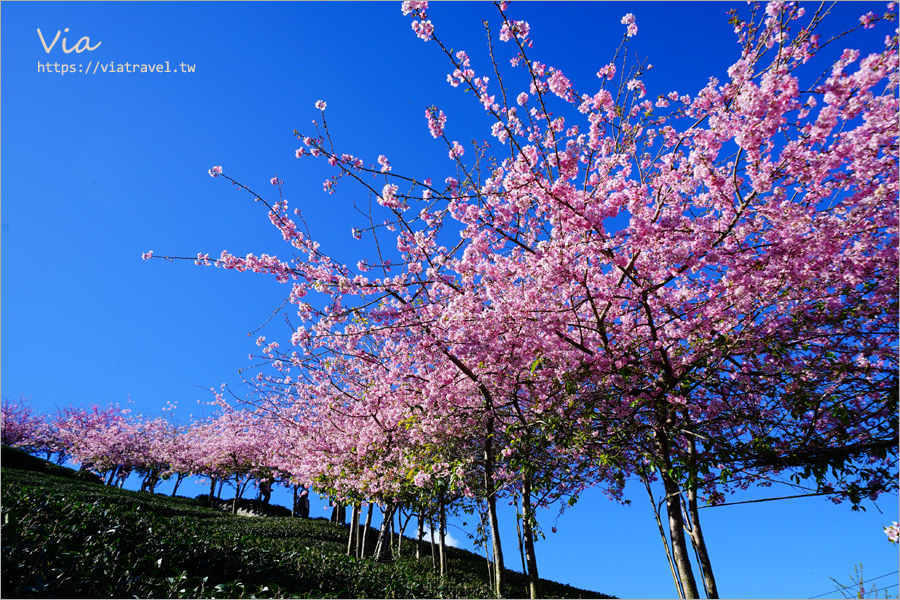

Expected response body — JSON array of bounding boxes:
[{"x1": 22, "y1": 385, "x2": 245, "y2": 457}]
[
  {"x1": 621, "y1": 13, "x2": 638, "y2": 37},
  {"x1": 887, "y1": 522, "x2": 900, "y2": 544},
  {"x1": 379, "y1": 183, "x2": 401, "y2": 208},
  {"x1": 426, "y1": 106, "x2": 446, "y2": 138},
  {"x1": 411, "y1": 19, "x2": 434, "y2": 41},
  {"x1": 499, "y1": 20, "x2": 530, "y2": 42},
  {"x1": 402, "y1": 0, "x2": 433, "y2": 40}
]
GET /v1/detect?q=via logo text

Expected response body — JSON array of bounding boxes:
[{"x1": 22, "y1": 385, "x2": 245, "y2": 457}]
[{"x1": 37, "y1": 28, "x2": 101, "y2": 53}]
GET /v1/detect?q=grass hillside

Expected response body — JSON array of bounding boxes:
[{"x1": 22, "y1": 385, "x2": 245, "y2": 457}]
[{"x1": 1, "y1": 450, "x2": 612, "y2": 598}]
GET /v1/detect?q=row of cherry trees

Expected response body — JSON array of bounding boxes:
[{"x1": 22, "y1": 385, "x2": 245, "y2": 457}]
[
  {"x1": 12, "y1": 1, "x2": 896, "y2": 598},
  {"x1": 1, "y1": 393, "x2": 461, "y2": 565},
  {"x1": 145, "y1": 1, "x2": 899, "y2": 597},
  {"x1": 0, "y1": 394, "x2": 281, "y2": 500},
  {"x1": 161, "y1": 2, "x2": 897, "y2": 597}
]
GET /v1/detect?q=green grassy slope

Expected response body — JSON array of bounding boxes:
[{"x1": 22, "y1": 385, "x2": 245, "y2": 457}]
[{"x1": 1, "y1": 450, "x2": 612, "y2": 598}]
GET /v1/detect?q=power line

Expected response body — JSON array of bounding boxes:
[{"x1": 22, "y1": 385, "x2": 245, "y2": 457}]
[
  {"x1": 808, "y1": 570, "x2": 899, "y2": 599},
  {"x1": 698, "y1": 491, "x2": 834, "y2": 508}
]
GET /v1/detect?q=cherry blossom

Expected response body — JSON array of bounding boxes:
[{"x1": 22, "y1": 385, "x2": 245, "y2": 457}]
[{"x1": 147, "y1": 2, "x2": 899, "y2": 598}]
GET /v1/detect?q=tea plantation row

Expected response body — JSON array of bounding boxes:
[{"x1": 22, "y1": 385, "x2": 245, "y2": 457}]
[{"x1": 1, "y1": 451, "x2": 611, "y2": 598}]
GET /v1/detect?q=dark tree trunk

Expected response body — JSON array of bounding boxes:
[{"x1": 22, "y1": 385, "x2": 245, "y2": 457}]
[
  {"x1": 438, "y1": 490, "x2": 448, "y2": 577},
  {"x1": 144, "y1": 469, "x2": 159, "y2": 494},
  {"x1": 656, "y1": 426, "x2": 700, "y2": 599},
  {"x1": 522, "y1": 474, "x2": 540, "y2": 599},
  {"x1": 397, "y1": 505, "x2": 413, "y2": 558},
  {"x1": 481, "y1": 508, "x2": 494, "y2": 589},
  {"x1": 515, "y1": 494, "x2": 528, "y2": 579},
  {"x1": 331, "y1": 503, "x2": 346, "y2": 523},
  {"x1": 684, "y1": 432, "x2": 718, "y2": 598},
  {"x1": 430, "y1": 510, "x2": 437, "y2": 568},
  {"x1": 236, "y1": 476, "x2": 250, "y2": 500},
  {"x1": 390, "y1": 507, "x2": 396, "y2": 556},
  {"x1": 641, "y1": 469, "x2": 684, "y2": 598},
  {"x1": 686, "y1": 486, "x2": 718, "y2": 598},
  {"x1": 485, "y1": 417, "x2": 506, "y2": 597},
  {"x1": 171, "y1": 474, "x2": 186, "y2": 497},
  {"x1": 417, "y1": 507, "x2": 425, "y2": 560},
  {"x1": 374, "y1": 503, "x2": 396, "y2": 562}
]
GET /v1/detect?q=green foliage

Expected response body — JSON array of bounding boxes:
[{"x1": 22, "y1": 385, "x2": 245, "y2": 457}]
[
  {"x1": 1, "y1": 465, "x2": 611, "y2": 598},
  {"x1": 2, "y1": 445, "x2": 103, "y2": 485}
]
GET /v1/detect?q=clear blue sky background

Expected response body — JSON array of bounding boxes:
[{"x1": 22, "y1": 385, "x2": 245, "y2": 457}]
[{"x1": 2, "y1": 2, "x2": 898, "y2": 598}]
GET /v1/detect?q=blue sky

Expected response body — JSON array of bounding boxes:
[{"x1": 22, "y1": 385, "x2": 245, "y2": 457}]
[{"x1": 2, "y1": 2, "x2": 898, "y2": 598}]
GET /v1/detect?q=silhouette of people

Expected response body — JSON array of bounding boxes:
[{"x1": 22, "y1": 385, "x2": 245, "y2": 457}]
[
  {"x1": 299, "y1": 491, "x2": 310, "y2": 518},
  {"x1": 260, "y1": 479, "x2": 272, "y2": 505},
  {"x1": 293, "y1": 486, "x2": 311, "y2": 518}
]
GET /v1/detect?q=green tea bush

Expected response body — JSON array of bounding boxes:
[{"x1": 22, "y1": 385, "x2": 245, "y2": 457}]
[
  {"x1": 1, "y1": 446, "x2": 102, "y2": 485},
  {"x1": 1, "y1": 464, "x2": 610, "y2": 598}
]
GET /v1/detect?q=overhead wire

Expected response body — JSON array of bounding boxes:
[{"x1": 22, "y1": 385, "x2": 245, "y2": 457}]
[{"x1": 807, "y1": 570, "x2": 899, "y2": 599}]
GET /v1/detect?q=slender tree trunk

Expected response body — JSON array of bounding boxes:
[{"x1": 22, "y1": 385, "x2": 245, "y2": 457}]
[
  {"x1": 657, "y1": 426, "x2": 700, "y2": 599},
  {"x1": 485, "y1": 417, "x2": 506, "y2": 597},
  {"x1": 171, "y1": 474, "x2": 185, "y2": 497},
  {"x1": 642, "y1": 470, "x2": 684, "y2": 599},
  {"x1": 396, "y1": 508, "x2": 402, "y2": 558},
  {"x1": 481, "y1": 507, "x2": 494, "y2": 589},
  {"x1": 521, "y1": 474, "x2": 540, "y2": 599},
  {"x1": 685, "y1": 488, "x2": 718, "y2": 599},
  {"x1": 356, "y1": 504, "x2": 365, "y2": 558},
  {"x1": 684, "y1": 434, "x2": 718, "y2": 599},
  {"x1": 147, "y1": 468, "x2": 159, "y2": 493},
  {"x1": 106, "y1": 466, "x2": 118, "y2": 486},
  {"x1": 361, "y1": 502, "x2": 374, "y2": 558},
  {"x1": 374, "y1": 503, "x2": 396, "y2": 562},
  {"x1": 438, "y1": 489, "x2": 448, "y2": 577},
  {"x1": 398, "y1": 505, "x2": 413, "y2": 558},
  {"x1": 348, "y1": 504, "x2": 360, "y2": 557},
  {"x1": 209, "y1": 477, "x2": 217, "y2": 501},
  {"x1": 390, "y1": 507, "x2": 396, "y2": 557},
  {"x1": 514, "y1": 493, "x2": 528, "y2": 578},
  {"x1": 292, "y1": 485, "x2": 299, "y2": 518},
  {"x1": 417, "y1": 507, "x2": 425, "y2": 560},
  {"x1": 430, "y1": 510, "x2": 437, "y2": 569}
]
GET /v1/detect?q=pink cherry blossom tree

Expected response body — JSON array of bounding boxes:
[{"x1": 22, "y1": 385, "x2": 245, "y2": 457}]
[
  {"x1": 150, "y1": 2, "x2": 898, "y2": 597},
  {"x1": 1, "y1": 394, "x2": 48, "y2": 454},
  {"x1": 51, "y1": 403, "x2": 143, "y2": 483}
]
